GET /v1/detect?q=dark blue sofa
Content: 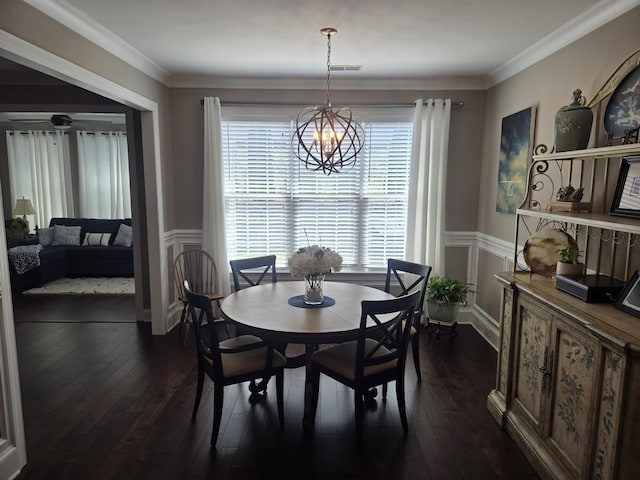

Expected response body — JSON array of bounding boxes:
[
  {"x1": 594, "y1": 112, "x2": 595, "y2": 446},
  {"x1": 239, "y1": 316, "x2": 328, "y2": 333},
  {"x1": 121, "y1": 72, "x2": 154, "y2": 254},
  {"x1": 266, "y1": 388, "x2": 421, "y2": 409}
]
[{"x1": 8, "y1": 217, "x2": 134, "y2": 294}]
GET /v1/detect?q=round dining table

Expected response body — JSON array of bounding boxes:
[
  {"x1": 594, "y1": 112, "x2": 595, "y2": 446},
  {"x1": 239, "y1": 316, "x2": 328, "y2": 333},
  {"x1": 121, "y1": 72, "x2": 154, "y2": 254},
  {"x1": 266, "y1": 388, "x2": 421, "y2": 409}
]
[{"x1": 220, "y1": 280, "x2": 395, "y2": 425}]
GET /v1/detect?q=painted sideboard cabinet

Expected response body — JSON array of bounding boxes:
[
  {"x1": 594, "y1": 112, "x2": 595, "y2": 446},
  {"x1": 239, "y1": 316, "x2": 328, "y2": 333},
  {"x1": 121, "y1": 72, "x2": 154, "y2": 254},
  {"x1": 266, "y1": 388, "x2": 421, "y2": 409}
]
[
  {"x1": 488, "y1": 142, "x2": 640, "y2": 480},
  {"x1": 489, "y1": 272, "x2": 640, "y2": 479}
]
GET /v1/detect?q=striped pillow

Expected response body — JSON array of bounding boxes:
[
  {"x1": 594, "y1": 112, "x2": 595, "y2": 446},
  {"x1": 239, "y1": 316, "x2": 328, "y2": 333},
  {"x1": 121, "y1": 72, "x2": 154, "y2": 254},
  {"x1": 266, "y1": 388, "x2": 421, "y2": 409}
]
[{"x1": 82, "y1": 233, "x2": 111, "y2": 246}]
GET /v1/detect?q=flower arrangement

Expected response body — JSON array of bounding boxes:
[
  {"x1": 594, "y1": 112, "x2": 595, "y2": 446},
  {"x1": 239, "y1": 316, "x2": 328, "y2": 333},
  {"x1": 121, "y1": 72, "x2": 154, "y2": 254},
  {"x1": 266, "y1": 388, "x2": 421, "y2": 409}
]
[{"x1": 288, "y1": 245, "x2": 343, "y2": 278}]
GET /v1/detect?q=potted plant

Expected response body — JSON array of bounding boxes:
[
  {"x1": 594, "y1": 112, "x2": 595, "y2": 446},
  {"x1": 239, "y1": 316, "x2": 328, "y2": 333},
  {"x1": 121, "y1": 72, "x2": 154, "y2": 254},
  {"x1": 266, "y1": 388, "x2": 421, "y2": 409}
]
[
  {"x1": 555, "y1": 246, "x2": 584, "y2": 276},
  {"x1": 426, "y1": 276, "x2": 475, "y2": 325}
]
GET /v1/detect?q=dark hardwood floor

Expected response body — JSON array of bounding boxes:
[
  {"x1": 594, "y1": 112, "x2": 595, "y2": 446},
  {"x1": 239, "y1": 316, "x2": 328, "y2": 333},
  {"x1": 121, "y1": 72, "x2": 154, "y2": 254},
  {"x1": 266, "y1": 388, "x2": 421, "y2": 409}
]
[{"x1": 11, "y1": 295, "x2": 538, "y2": 480}]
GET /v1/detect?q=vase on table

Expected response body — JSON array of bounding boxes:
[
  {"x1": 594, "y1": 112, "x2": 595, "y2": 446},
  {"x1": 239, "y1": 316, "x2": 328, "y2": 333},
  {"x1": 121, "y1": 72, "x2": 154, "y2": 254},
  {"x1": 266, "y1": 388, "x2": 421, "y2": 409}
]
[{"x1": 304, "y1": 273, "x2": 325, "y2": 305}]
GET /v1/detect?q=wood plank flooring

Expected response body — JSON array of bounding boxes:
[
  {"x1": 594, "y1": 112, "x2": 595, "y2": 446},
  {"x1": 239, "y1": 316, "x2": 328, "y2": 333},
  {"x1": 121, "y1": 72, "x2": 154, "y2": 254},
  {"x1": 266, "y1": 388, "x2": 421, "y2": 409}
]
[{"x1": 11, "y1": 295, "x2": 538, "y2": 480}]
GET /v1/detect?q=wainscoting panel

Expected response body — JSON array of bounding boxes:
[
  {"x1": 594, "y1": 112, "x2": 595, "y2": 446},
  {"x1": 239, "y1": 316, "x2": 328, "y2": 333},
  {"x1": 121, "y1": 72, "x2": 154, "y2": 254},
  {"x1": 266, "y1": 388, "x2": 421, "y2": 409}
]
[{"x1": 163, "y1": 229, "x2": 514, "y2": 348}]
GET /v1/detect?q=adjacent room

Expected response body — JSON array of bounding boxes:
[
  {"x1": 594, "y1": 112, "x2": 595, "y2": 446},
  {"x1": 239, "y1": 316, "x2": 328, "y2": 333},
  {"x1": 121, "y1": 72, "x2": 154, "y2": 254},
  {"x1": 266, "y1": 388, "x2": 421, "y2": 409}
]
[{"x1": 1, "y1": 1, "x2": 639, "y2": 479}]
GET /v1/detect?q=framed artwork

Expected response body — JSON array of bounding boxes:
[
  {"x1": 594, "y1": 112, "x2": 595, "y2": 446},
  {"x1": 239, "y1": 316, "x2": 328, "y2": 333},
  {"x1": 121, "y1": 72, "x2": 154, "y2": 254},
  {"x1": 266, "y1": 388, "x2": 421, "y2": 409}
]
[
  {"x1": 615, "y1": 270, "x2": 640, "y2": 318},
  {"x1": 610, "y1": 155, "x2": 640, "y2": 218},
  {"x1": 604, "y1": 64, "x2": 640, "y2": 142},
  {"x1": 496, "y1": 106, "x2": 536, "y2": 214}
]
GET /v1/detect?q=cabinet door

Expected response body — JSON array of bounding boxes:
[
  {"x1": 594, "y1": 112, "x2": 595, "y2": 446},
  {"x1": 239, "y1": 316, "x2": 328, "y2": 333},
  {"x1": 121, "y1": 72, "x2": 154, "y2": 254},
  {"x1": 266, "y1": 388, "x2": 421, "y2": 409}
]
[
  {"x1": 545, "y1": 317, "x2": 600, "y2": 479},
  {"x1": 512, "y1": 297, "x2": 550, "y2": 432}
]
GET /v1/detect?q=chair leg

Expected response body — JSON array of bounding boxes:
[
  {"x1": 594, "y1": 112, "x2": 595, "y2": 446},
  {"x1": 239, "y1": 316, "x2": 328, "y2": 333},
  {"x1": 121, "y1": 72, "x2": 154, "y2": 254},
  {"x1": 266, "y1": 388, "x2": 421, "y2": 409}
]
[
  {"x1": 310, "y1": 366, "x2": 321, "y2": 419},
  {"x1": 276, "y1": 370, "x2": 284, "y2": 426},
  {"x1": 355, "y1": 391, "x2": 364, "y2": 448},
  {"x1": 182, "y1": 322, "x2": 191, "y2": 347},
  {"x1": 178, "y1": 302, "x2": 188, "y2": 341},
  {"x1": 396, "y1": 377, "x2": 408, "y2": 432},
  {"x1": 412, "y1": 332, "x2": 422, "y2": 382},
  {"x1": 192, "y1": 362, "x2": 205, "y2": 420},
  {"x1": 211, "y1": 383, "x2": 224, "y2": 448}
]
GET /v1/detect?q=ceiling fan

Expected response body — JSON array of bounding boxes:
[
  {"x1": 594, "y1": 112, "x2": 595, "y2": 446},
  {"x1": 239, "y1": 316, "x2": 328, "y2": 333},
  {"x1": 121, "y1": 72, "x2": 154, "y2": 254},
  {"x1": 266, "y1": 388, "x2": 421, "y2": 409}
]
[{"x1": 3, "y1": 112, "x2": 125, "y2": 130}]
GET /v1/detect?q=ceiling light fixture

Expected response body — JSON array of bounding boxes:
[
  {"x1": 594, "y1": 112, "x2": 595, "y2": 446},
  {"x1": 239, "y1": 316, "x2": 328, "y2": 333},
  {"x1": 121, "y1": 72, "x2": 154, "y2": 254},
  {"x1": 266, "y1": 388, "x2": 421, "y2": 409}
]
[{"x1": 292, "y1": 28, "x2": 364, "y2": 175}]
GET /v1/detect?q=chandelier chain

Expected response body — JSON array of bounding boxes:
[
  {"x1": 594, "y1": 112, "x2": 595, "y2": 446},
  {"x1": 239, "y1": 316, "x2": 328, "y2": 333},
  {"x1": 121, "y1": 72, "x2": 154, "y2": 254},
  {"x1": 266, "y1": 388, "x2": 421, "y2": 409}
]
[
  {"x1": 326, "y1": 32, "x2": 332, "y2": 106},
  {"x1": 291, "y1": 27, "x2": 364, "y2": 175}
]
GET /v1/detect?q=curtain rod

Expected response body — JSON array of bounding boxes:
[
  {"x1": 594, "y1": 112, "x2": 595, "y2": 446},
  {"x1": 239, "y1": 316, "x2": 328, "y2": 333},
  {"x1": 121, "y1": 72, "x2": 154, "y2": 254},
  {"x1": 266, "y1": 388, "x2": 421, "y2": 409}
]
[
  {"x1": 9, "y1": 131, "x2": 125, "y2": 136},
  {"x1": 200, "y1": 99, "x2": 464, "y2": 108}
]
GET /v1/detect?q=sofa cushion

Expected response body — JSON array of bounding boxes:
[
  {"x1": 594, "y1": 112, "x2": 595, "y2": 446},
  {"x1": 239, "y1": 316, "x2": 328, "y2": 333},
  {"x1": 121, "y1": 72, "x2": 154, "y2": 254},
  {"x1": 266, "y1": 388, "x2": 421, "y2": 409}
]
[
  {"x1": 67, "y1": 245, "x2": 132, "y2": 260},
  {"x1": 50, "y1": 217, "x2": 88, "y2": 229},
  {"x1": 37, "y1": 227, "x2": 55, "y2": 246},
  {"x1": 52, "y1": 225, "x2": 82, "y2": 246},
  {"x1": 113, "y1": 223, "x2": 133, "y2": 247},
  {"x1": 85, "y1": 219, "x2": 124, "y2": 244},
  {"x1": 50, "y1": 217, "x2": 88, "y2": 243},
  {"x1": 83, "y1": 232, "x2": 111, "y2": 246},
  {"x1": 38, "y1": 245, "x2": 69, "y2": 263}
]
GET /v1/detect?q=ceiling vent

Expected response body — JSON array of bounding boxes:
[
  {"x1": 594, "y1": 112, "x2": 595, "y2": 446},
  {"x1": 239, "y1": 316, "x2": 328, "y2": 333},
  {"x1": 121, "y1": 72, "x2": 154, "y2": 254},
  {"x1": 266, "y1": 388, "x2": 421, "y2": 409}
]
[{"x1": 329, "y1": 65, "x2": 362, "y2": 72}]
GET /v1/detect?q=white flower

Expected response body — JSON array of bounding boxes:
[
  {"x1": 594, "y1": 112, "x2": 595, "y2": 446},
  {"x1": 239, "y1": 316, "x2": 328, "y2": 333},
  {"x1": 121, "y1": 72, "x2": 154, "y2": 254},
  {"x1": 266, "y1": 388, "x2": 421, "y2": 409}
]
[{"x1": 288, "y1": 245, "x2": 343, "y2": 278}]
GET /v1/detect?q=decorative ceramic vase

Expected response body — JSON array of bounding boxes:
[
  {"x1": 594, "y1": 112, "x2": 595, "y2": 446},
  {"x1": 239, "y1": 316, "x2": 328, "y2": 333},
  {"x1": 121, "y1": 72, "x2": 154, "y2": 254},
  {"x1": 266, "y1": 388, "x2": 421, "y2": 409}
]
[
  {"x1": 554, "y1": 88, "x2": 593, "y2": 152},
  {"x1": 304, "y1": 273, "x2": 325, "y2": 305}
]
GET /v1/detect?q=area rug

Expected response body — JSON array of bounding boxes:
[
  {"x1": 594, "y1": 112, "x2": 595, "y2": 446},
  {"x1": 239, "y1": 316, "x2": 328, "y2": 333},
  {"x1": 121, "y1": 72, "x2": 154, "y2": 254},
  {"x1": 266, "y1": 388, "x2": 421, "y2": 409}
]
[{"x1": 23, "y1": 277, "x2": 135, "y2": 295}]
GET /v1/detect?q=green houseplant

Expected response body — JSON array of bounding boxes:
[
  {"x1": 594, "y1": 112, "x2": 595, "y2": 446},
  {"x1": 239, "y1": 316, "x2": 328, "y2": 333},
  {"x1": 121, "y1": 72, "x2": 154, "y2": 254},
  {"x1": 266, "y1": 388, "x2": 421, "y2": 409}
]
[
  {"x1": 426, "y1": 276, "x2": 474, "y2": 325},
  {"x1": 6, "y1": 217, "x2": 29, "y2": 248}
]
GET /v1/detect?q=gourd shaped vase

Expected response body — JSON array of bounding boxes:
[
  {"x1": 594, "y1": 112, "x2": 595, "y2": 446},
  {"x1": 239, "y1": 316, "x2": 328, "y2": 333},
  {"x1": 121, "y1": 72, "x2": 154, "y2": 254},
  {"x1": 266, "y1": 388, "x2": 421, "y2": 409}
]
[{"x1": 554, "y1": 88, "x2": 593, "y2": 152}]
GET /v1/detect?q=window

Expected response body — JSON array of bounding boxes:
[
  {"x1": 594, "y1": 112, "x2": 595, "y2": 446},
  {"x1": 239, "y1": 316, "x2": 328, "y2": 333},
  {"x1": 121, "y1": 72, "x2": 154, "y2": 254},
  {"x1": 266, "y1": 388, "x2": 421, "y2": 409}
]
[{"x1": 222, "y1": 110, "x2": 412, "y2": 269}]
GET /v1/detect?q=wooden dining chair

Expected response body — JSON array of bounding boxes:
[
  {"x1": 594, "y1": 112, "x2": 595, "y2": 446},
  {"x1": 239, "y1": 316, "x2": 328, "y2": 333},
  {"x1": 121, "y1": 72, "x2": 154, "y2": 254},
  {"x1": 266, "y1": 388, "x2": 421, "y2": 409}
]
[
  {"x1": 309, "y1": 290, "x2": 421, "y2": 447},
  {"x1": 173, "y1": 249, "x2": 225, "y2": 346},
  {"x1": 229, "y1": 254, "x2": 277, "y2": 290},
  {"x1": 229, "y1": 255, "x2": 306, "y2": 383},
  {"x1": 384, "y1": 258, "x2": 432, "y2": 382},
  {"x1": 184, "y1": 280, "x2": 286, "y2": 448}
]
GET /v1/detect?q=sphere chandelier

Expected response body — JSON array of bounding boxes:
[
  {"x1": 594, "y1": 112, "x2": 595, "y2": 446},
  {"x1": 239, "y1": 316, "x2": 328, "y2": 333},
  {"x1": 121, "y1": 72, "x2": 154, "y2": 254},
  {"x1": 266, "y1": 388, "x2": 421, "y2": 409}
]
[{"x1": 292, "y1": 28, "x2": 364, "y2": 175}]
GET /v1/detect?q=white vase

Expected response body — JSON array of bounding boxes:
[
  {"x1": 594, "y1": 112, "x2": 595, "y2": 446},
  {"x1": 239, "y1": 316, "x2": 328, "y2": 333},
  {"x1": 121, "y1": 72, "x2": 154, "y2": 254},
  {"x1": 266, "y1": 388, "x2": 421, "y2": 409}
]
[{"x1": 304, "y1": 273, "x2": 325, "y2": 305}]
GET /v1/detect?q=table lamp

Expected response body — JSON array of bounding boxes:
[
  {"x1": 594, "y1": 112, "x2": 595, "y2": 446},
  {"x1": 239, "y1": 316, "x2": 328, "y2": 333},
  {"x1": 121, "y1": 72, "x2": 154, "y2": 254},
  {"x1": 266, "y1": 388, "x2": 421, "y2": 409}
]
[{"x1": 13, "y1": 197, "x2": 36, "y2": 232}]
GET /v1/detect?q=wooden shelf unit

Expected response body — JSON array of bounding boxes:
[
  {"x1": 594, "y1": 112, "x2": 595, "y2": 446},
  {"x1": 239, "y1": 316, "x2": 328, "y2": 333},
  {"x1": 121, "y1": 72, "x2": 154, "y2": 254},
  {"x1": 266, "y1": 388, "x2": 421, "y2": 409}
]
[{"x1": 490, "y1": 144, "x2": 640, "y2": 480}]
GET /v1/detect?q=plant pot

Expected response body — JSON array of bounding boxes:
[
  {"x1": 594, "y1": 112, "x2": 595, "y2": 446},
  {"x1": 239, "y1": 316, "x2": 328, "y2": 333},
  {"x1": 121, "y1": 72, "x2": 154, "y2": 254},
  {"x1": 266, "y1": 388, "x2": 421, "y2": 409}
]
[
  {"x1": 427, "y1": 300, "x2": 460, "y2": 326},
  {"x1": 555, "y1": 262, "x2": 585, "y2": 276}
]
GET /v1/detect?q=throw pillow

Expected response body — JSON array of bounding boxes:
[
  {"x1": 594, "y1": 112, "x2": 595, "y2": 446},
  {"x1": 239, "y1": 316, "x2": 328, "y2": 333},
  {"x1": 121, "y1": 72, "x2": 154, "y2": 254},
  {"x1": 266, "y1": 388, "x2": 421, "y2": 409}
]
[
  {"x1": 113, "y1": 223, "x2": 133, "y2": 247},
  {"x1": 52, "y1": 225, "x2": 82, "y2": 246},
  {"x1": 38, "y1": 227, "x2": 55, "y2": 246},
  {"x1": 83, "y1": 232, "x2": 112, "y2": 246}
]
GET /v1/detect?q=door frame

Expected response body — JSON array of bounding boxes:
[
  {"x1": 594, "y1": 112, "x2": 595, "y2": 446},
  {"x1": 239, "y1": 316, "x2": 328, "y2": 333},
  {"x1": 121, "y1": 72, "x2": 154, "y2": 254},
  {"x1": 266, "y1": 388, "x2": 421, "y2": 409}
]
[{"x1": 0, "y1": 28, "x2": 169, "y2": 477}]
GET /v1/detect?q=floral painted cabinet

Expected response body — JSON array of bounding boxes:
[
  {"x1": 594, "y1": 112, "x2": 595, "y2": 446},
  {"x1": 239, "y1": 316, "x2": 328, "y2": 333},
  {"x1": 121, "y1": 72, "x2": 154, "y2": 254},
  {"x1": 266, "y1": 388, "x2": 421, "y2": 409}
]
[
  {"x1": 545, "y1": 318, "x2": 600, "y2": 478},
  {"x1": 511, "y1": 297, "x2": 549, "y2": 433},
  {"x1": 488, "y1": 273, "x2": 639, "y2": 480},
  {"x1": 512, "y1": 300, "x2": 601, "y2": 477}
]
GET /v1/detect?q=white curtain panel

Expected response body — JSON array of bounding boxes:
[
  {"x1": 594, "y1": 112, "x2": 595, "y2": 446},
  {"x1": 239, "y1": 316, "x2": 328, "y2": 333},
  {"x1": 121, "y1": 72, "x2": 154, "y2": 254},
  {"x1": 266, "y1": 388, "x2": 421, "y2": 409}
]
[
  {"x1": 77, "y1": 131, "x2": 131, "y2": 219},
  {"x1": 6, "y1": 130, "x2": 74, "y2": 228},
  {"x1": 203, "y1": 97, "x2": 231, "y2": 296},
  {"x1": 405, "y1": 98, "x2": 451, "y2": 276}
]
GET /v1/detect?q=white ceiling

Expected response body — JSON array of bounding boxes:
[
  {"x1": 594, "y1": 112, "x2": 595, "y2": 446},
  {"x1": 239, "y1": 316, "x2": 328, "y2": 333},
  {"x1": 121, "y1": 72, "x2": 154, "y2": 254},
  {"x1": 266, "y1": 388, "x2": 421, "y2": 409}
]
[{"x1": 19, "y1": 0, "x2": 640, "y2": 89}]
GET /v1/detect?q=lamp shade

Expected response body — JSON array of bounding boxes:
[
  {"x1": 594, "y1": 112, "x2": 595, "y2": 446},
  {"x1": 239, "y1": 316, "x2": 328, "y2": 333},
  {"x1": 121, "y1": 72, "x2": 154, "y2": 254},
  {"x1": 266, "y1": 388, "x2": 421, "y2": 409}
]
[{"x1": 13, "y1": 198, "x2": 36, "y2": 216}]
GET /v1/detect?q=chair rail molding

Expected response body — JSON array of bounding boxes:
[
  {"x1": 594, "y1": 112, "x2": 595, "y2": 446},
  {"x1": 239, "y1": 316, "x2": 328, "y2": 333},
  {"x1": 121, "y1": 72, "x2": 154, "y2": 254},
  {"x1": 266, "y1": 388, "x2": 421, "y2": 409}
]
[{"x1": 165, "y1": 229, "x2": 511, "y2": 348}]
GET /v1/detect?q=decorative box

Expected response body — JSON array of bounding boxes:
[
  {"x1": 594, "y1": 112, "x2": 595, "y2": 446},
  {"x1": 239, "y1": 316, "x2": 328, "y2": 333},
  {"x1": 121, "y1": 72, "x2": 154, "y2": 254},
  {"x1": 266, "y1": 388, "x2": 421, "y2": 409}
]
[
  {"x1": 555, "y1": 274, "x2": 625, "y2": 303},
  {"x1": 549, "y1": 201, "x2": 593, "y2": 212}
]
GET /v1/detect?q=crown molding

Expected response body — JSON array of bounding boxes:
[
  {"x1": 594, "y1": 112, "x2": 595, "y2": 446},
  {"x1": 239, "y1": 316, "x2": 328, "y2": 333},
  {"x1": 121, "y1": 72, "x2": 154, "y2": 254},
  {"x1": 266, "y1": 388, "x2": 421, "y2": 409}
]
[
  {"x1": 167, "y1": 74, "x2": 487, "y2": 91},
  {"x1": 487, "y1": 0, "x2": 640, "y2": 88},
  {"x1": 22, "y1": 0, "x2": 170, "y2": 84},
  {"x1": 21, "y1": 0, "x2": 640, "y2": 92}
]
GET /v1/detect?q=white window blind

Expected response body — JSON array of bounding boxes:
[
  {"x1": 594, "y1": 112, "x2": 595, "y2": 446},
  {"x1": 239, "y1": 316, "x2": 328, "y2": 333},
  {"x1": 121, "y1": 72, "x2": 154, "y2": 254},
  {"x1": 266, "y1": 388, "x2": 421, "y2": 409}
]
[{"x1": 222, "y1": 117, "x2": 412, "y2": 269}]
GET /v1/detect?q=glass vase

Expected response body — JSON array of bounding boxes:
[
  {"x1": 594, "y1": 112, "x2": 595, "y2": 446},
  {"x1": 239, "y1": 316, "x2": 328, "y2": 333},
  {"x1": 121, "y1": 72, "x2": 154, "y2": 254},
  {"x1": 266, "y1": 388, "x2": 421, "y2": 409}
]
[{"x1": 304, "y1": 273, "x2": 325, "y2": 305}]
